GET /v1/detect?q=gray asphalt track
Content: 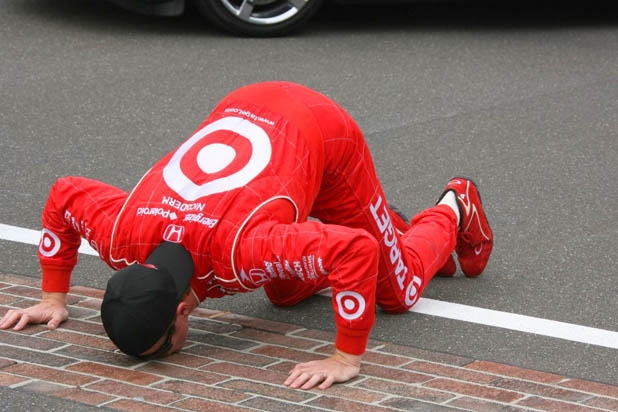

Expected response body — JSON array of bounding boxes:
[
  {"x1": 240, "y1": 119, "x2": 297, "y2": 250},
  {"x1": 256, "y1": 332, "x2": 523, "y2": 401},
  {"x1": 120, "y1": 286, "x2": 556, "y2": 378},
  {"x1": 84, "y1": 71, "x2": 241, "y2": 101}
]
[
  {"x1": 0, "y1": 386, "x2": 106, "y2": 412},
  {"x1": 1, "y1": 1, "x2": 617, "y2": 402}
]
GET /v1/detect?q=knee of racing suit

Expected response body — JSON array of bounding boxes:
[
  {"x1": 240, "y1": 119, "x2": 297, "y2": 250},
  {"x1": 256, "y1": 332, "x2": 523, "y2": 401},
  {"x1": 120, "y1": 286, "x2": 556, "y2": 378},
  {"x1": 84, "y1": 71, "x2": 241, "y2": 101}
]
[
  {"x1": 375, "y1": 239, "x2": 427, "y2": 315},
  {"x1": 376, "y1": 253, "x2": 425, "y2": 315}
]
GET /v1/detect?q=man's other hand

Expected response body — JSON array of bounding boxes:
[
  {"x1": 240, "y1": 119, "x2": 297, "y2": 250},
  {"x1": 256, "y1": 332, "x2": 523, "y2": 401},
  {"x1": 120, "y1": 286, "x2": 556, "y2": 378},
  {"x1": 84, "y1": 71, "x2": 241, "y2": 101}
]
[
  {"x1": 284, "y1": 349, "x2": 361, "y2": 390},
  {"x1": 0, "y1": 292, "x2": 68, "y2": 331}
]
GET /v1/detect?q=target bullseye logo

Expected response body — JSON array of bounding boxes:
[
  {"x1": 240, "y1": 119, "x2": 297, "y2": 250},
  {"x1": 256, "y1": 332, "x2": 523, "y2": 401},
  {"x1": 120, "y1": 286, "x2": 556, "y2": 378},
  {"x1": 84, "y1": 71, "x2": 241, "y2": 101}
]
[
  {"x1": 196, "y1": 143, "x2": 236, "y2": 174},
  {"x1": 39, "y1": 229, "x2": 61, "y2": 257},
  {"x1": 335, "y1": 291, "x2": 366, "y2": 320},
  {"x1": 163, "y1": 116, "x2": 272, "y2": 201},
  {"x1": 404, "y1": 275, "x2": 422, "y2": 307}
]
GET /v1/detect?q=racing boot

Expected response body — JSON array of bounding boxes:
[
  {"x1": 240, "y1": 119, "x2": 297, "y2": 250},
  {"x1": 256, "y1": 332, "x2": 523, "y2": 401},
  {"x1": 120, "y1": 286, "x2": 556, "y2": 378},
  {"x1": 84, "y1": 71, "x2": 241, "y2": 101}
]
[
  {"x1": 435, "y1": 254, "x2": 456, "y2": 277},
  {"x1": 438, "y1": 177, "x2": 493, "y2": 277}
]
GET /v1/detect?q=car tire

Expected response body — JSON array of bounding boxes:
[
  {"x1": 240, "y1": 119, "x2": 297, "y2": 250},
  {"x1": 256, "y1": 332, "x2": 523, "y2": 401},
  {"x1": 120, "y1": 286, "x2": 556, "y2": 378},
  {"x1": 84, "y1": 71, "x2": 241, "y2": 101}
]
[{"x1": 195, "y1": 0, "x2": 325, "y2": 37}]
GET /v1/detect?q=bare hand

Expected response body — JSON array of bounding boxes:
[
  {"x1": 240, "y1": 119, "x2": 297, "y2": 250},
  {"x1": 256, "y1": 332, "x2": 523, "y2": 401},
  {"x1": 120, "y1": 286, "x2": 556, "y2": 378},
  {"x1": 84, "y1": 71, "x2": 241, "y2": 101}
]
[
  {"x1": 0, "y1": 292, "x2": 68, "y2": 331},
  {"x1": 284, "y1": 349, "x2": 361, "y2": 390}
]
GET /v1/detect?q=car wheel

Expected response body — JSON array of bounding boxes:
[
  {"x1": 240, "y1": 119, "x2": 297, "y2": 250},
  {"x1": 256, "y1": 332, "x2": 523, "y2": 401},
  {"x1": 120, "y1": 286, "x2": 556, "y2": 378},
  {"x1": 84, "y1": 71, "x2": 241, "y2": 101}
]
[{"x1": 195, "y1": 0, "x2": 324, "y2": 37}]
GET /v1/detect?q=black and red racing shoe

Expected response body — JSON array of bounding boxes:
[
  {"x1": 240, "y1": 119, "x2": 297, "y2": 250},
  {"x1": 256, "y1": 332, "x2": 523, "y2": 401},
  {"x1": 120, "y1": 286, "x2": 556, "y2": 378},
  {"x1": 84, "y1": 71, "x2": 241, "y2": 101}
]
[{"x1": 439, "y1": 177, "x2": 493, "y2": 277}]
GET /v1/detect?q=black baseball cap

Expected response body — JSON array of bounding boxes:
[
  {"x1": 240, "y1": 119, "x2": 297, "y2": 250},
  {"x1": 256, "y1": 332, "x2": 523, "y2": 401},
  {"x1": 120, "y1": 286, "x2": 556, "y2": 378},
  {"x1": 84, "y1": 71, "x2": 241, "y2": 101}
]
[{"x1": 101, "y1": 242, "x2": 194, "y2": 357}]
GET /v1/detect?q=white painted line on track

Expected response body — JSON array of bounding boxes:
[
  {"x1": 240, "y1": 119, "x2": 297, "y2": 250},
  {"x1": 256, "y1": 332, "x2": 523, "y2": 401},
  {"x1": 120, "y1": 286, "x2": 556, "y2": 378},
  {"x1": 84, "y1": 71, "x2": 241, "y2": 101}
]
[
  {"x1": 410, "y1": 298, "x2": 618, "y2": 350},
  {"x1": 316, "y1": 291, "x2": 618, "y2": 350},
  {"x1": 2, "y1": 222, "x2": 618, "y2": 350}
]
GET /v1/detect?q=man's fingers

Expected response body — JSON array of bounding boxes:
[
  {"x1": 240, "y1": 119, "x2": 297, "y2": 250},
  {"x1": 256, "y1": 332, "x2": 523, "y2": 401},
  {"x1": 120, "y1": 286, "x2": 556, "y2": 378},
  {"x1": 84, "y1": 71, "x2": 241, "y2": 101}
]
[
  {"x1": 318, "y1": 375, "x2": 336, "y2": 390},
  {"x1": 0, "y1": 312, "x2": 13, "y2": 329},
  {"x1": 47, "y1": 310, "x2": 67, "y2": 330},
  {"x1": 284, "y1": 368, "x2": 303, "y2": 386},
  {"x1": 285, "y1": 357, "x2": 360, "y2": 390},
  {"x1": 0, "y1": 303, "x2": 68, "y2": 332},
  {"x1": 0, "y1": 310, "x2": 22, "y2": 330},
  {"x1": 13, "y1": 313, "x2": 31, "y2": 331},
  {"x1": 301, "y1": 373, "x2": 325, "y2": 390},
  {"x1": 287, "y1": 364, "x2": 303, "y2": 376},
  {"x1": 288, "y1": 372, "x2": 311, "y2": 389},
  {"x1": 47, "y1": 319, "x2": 58, "y2": 330}
]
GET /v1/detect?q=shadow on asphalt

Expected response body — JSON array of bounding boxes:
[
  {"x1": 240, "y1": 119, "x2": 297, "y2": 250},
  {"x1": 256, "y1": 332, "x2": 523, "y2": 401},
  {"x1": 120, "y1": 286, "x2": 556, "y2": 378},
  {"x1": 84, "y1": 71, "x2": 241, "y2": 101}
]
[{"x1": 14, "y1": 0, "x2": 618, "y2": 36}]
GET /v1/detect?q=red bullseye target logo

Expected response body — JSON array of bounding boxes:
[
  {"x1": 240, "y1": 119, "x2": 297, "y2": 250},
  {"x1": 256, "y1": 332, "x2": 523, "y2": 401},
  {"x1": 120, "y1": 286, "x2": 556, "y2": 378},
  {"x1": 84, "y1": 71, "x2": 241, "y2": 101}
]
[
  {"x1": 404, "y1": 275, "x2": 422, "y2": 307},
  {"x1": 335, "y1": 291, "x2": 366, "y2": 320},
  {"x1": 39, "y1": 229, "x2": 61, "y2": 257},
  {"x1": 163, "y1": 116, "x2": 272, "y2": 201}
]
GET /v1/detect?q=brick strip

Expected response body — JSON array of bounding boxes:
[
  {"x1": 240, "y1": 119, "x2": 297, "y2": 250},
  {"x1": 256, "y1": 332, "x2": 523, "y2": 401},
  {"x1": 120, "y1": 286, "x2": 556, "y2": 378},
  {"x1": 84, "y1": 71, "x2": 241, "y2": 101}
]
[
  {"x1": 0, "y1": 371, "x2": 29, "y2": 387},
  {"x1": 423, "y1": 377, "x2": 525, "y2": 403},
  {"x1": 137, "y1": 361, "x2": 229, "y2": 385},
  {"x1": 356, "y1": 377, "x2": 456, "y2": 403},
  {"x1": 560, "y1": 378, "x2": 618, "y2": 398},
  {"x1": 187, "y1": 343, "x2": 278, "y2": 366},
  {"x1": 51, "y1": 387, "x2": 116, "y2": 406},
  {"x1": 516, "y1": 396, "x2": 606, "y2": 412},
  {"x1": 173, "y1": 397, "x2": 257, "y2": 412},
  {"x1": 67, "y1": 361, "x2": 164, "y2": 385},
  {"x1": 251, "y1": 344, "x2": 327, "y2": 363},
  {"x1": 155, "y1": 379, "x2": 253, "y2": 403},
  {"x1": 465, "y1": 360, "x2": 565, "y2": 384},
  {"x1": 2, "y1": 362, "x2": 99, "y2": 386},
  {"x1": 404, "y1": 360, "x2": 497, "y2": 384},
  {"x1": 40, "y1": 329, "x2": 118, "y2": 351},
  {"x1": 84, "y1": 379, "x2": 184, "y2": 405},
  {"x1": 0, "y1": 272, "x2": 617, "y2": 412}
]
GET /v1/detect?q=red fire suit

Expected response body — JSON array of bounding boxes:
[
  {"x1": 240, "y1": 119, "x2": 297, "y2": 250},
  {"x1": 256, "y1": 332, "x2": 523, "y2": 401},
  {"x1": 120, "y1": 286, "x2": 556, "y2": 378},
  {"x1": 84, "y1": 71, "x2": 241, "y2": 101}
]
[{"x1": 38, "y1": 82, "x2": 457, "y2": 355}]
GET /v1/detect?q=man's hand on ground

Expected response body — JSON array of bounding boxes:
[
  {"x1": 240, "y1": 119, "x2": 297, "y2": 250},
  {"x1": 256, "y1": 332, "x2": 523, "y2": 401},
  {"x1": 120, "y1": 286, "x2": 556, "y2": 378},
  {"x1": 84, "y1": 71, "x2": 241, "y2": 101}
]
[
  {"x1": 284, "y1": 349, "x2": 361, "y2": 390},
  {"x1": 0, "y1": 291, "x2": 68, "y2": 331}
]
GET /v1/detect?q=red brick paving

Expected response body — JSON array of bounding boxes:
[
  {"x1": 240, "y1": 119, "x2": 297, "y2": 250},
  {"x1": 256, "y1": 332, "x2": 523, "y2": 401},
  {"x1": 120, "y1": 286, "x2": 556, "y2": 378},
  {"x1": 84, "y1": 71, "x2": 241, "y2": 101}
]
[
  {"x1": 584, "y1": 397, "x2": 618, "y2": 411},
  {"x1": 516, "y1": 396, "x2": 606, "y2": 412},
  {"x1": 560, "y1": 378, "x2": 618, "y2": 398},
  {"x1": 1, "y1": 272, "x2": 617, "y2": 412},
  {"x1": 466, "y1": 360, "x2": 565, "y2": 384},
  {"x1": 137, "y1": 362, "x2": 228, "y2": 385},
  {"x1": 220, "y1": 379, "x2": 315, "y2": 403},
  {"x1": 0, "y1": 371, "x2": 28, "y2": 387},
  {"x1": 155, "y1": 379, "x2": 253, "y2": 403},
  {"x1": 404, "y1": 360, "x2": 497, "y2": 384},
  {"x1": 422, "y1": 377, "x2": 525, "y2": 403},
  {"x1": 187, "y1": 343, "x2": 278, "y2": 366},
  {"x1": 51, "y1": 387, "x2": 116, "y2": 406},
  {"x1": 66, "y1": 361, "x2": 163, "y2": 385},
  {"x1": 41, "y1": 329, "x2": 118, "y2": 351},
  {"x1": 2, "y1": 362, "x2": 99, "y2": 386},
  {"x1": 250, "y1": 344, "x2": 328, "y2": 363},
  {"x1": 356, "y1": 377, "x2": 456, "y2": 403}
]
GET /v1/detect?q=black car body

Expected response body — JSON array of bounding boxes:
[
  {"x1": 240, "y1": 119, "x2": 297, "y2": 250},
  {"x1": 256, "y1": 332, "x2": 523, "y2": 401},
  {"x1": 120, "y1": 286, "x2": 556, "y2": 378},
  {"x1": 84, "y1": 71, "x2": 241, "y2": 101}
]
[{"x1": 107, "y1": 0, "x2": 408, "y2": 36}]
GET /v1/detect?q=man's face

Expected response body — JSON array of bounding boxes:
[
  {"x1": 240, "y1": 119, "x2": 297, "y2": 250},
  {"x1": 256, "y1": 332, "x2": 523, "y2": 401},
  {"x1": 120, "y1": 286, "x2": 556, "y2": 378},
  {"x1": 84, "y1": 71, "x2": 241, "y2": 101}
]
[{"x1": 140, "y1": 311, "x2": 190, "y2": 359}]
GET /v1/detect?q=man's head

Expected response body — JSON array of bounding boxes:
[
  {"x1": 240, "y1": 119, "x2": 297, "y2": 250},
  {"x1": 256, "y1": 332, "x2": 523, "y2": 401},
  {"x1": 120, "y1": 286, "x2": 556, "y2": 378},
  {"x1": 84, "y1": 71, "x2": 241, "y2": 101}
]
[{"x1": 101, "y1": 242, "x2": 194, "y2": 358}]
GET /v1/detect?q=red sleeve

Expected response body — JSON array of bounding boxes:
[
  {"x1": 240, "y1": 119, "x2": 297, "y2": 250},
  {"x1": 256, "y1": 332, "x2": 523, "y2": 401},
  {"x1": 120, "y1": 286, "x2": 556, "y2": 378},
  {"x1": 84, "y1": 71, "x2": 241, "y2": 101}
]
[
  {"x1": 39, "y1": 179, "x2": 82, "y2": 292},
  {"x1": 40, "y1": 263, "x2": 74, "y2": 293},
  {"x1": 38, "y1": 177, "x2": 127, "y2": 293}
]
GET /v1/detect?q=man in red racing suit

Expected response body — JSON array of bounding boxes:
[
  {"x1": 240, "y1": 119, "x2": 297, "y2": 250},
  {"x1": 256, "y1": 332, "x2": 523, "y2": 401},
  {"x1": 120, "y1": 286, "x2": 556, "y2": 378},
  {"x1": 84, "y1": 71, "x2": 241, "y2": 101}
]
[{"x1": 0, "y1": 82, "x2": 493, "y2": 390}]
